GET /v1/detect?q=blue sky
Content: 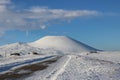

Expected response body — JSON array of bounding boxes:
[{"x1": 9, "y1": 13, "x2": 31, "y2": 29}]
[{"x1": 0, "y1": 0, "x2": 120, "y2": 51}]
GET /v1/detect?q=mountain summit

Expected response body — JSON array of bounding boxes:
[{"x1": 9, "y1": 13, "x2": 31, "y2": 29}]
[{"x1": 29, "y1": 36, "x2": 98, "y2": 52}]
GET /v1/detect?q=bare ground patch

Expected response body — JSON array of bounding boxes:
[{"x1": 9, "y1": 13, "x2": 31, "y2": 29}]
[{"x1": 0, "y1": 56, "x2": 60, "y2": 80}]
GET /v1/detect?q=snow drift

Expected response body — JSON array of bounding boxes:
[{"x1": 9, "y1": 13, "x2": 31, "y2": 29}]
[{"x1": 29, "y1": 36, "x2": 98, "y2": 52}]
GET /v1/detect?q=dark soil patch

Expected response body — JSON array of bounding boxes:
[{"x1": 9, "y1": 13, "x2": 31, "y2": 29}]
[{"x1": 0, "y1": 57, "x2": 59, "y2": 80}]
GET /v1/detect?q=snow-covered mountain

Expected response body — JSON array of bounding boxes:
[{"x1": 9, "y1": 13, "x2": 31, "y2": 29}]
[
  {"x1": 0, "y1": 36, "x2": 99, "y2": 57},
  {"x1": 29, "y1": 36, "x2": 98, "y2": 52}
]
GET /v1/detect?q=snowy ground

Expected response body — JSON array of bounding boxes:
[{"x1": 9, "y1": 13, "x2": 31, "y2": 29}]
[
  {"x1": 0, "y1": 51, "x2": 120, "y2": 80},
  {"x1": 56, "y1": 55, "x2": 120, "y2": 80},
  {"x1": 23, "y1": 51, "x2": 120, "y2": 80}
]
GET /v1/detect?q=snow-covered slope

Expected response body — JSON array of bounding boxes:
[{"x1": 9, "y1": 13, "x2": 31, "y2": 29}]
[
  {"x1": 0, "y1": 36, "x2": 99, "y2": 57},
  {"x1": 29, "y1": 36, "x2": 98, "y2": 52},
  {"x1": 0, "y1": 42, "x2": 62, "y2": 57},
  {"x1": 0, "y1": 42, "x2": 34, "y2": 56},
  {"x1": 24, "y1": 54, "x2": 120, "y2": 80}
]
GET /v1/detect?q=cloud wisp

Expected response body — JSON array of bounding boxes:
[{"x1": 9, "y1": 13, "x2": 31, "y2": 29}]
[{"x1": 0, "y1": 0, "x2": 101, "y2": 36}]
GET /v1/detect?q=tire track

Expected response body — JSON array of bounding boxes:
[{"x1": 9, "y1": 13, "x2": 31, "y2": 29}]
[{"x1": 47, "y1": 55, "x2": 72, "y2": 80}]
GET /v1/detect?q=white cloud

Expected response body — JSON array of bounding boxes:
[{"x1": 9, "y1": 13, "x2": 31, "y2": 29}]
[
  {"x1": 0, "y1": 0, "x2": 101, "y2": 36},
  {"x1": 0, "y1": 0, "x2": 11, "y2": 4},
  {"x1": 0, "y1": 0, "x2": 10, "y2": 12},
  {"x1": 28, "y1": 7, "x2": 100, "y2": 19}
]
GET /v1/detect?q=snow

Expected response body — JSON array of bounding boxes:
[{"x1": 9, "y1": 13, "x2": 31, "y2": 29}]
[
  {"x1": 56, "y1": 55, "x2": 120, "y2": 80},
  {"x1": 86, "y1": 51, "x2": 120, "y2": 63},
  {"x1": 23, "y1": 53, "x2": 120, "y2": 80},
  {"x1": 0, "y1": 42, "x2": 62, "y2": 57},
  {"x1": 23, "y1": 55, "x2": 71, "y2": 80},
  {"x1": 0, "y1": 36, "x2": 98, "y2": 57},
  {"x1": 0, "y1": 36, "x2": 120, "y2": 80},
  {"x1": 50, "y1": 55, "x2": 71, "y2": 80},
  {"x1": 29, "y1": 36, "x2": 98, "y2": 53}
]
